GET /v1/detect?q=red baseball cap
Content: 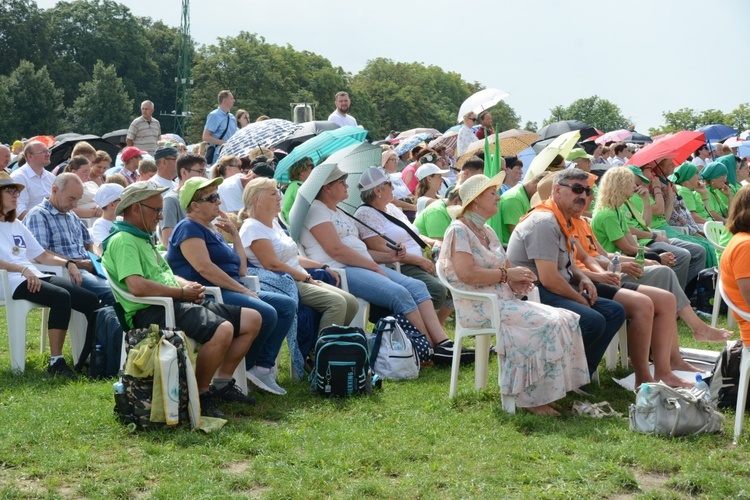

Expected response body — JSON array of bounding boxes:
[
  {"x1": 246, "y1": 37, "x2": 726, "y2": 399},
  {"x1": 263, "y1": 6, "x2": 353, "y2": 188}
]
[{"x1": 121, "y1": 146, "x2": 147, "y2": 162}]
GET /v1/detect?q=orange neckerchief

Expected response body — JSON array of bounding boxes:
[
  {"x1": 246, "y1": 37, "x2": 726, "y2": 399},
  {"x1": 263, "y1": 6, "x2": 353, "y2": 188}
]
[
  {"x1": 570, "y1": 216, "x2": 598, "y2": 269},
  {"x1": 521, "y1": 199, "x2": 573, "y2": 252}
]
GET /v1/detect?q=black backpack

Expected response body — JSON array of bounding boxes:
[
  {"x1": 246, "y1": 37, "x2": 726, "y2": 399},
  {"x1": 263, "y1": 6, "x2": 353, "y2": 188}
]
[
  {"x1": 75, "y1": 306, "x2": 124, "y2": 378},
  {"x1": 696, "y1": 267, "x2": 727, "y2": 315},
  {"x1": 311, "y1": 325, "x2": 372, "y2": 397},
  {"x1": 707, "y1": 340, "x2": 750, "y2": 410}
]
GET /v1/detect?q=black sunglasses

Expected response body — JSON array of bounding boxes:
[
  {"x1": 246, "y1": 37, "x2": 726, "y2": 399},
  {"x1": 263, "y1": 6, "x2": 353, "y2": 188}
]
[
  {"x1": 196, "y1": 193, "x2": 221, "y2": 203},
  {"x1": 558, "y1": 182, "x2": 593, "y2": 196}
]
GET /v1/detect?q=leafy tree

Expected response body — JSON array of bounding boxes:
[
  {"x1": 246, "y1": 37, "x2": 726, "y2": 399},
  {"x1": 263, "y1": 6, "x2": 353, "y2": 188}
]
[
  {"x1": 0, "y1": 0, "x2": 53, "y2": 77},
  {"x1": 698, "y1": 109, "x2": 728, "y2": 126},
  {"x1": 543, "y1": 96, "x2": 629, "y2": 131},
  {"x1": 66, "y1": 61, "x2": 133, "y2": 135},
  {"x1": 727, "y1": 103, "x2": 750, "y2": 132},
  {"x1": 648, "y1": 107, "x2": 734, "y2": 136},
  {"x1": 0, "y1": 60, "x2": 64, "y2": 141},
  {"x1": 524, "y1": 120, "x2": 539, "y2": 132},
  {"x1": 43, "y1": 0, "x2": 157, "y2": 107},
  {"x1": 490, "y1": 101, "x2": 520, "y2": 133}
]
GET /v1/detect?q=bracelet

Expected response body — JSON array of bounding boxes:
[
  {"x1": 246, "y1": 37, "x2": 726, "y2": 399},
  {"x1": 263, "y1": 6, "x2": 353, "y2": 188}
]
[
  {"x1": 499, "y1": 267, "x2": 507, "y2": 284},
  {"x1": 180, "y1": 287, "x2": 185, "y2": 300},
  {"x1": 65, "y1": 259, "x2": 76, "y2": 269},
  {"x1": 304, "y1": 275, "x2": 312, "y2": 283},
  {"x1": 21, "y1": 266, "x2": 28, "y2": 276},
  {"x1": 321, "y1": 264, "x2": 330, "y2": 271}
]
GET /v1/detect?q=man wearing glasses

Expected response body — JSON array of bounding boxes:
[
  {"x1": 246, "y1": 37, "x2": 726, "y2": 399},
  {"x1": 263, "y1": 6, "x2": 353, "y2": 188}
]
[
  {"x1": 11, "y1": 141, "x2": 55, "y2": 219},
  {"x1": 160, "y1": 153, "x2": 207, "y2": 249},
  {"x1": 507, "y1": 168, "x2": 626, "y2": 382},
  {"x1": 457, "y1": 112, "x2": 478, "y2": 156}
]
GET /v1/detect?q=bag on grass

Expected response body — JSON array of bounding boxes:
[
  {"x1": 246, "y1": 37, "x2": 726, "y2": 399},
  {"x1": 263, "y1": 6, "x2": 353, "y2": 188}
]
[
  {"x1": 696, "y1": 267, "x2": 727, "y2": 315},
  {"x1": 310, "y1": 325, "x2": 372, "y2": 397},
  {"x1": 706, "y1": 339, "x2": 750, "y2": 410},
  {"x1": 629, "y1": 381, "x2": 723, "y2": 437},
  {"x1": 75, "y1": 306, "x2": 124, "y2": 378},
  {"x1": 114, "y1": 325, "x2": 199, "y2": 429},
  {"x1": 369, "y1": 316, "x2": 419, "y2": 380},
  {"x1": 392, "y1": 313, "x2": 433, "y2": 364}
]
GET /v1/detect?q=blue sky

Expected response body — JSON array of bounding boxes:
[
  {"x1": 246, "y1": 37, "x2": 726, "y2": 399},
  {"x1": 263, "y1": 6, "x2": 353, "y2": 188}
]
[{"x1": 38, "y1": 0, "x2": 750, "y2": 132}]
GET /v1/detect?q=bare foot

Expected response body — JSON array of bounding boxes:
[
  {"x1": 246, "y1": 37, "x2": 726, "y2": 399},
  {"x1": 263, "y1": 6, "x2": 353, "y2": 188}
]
[
  {"x1": 693, "y1": 324, "x2": 734, "y2": 343},
  {"x1": 671, "y1": 358, "x2": 701, "y2": 372},
  {"x1": 634, "y1": 375, "x2": 657, "y2": 389},
  {"x1": 524, "y1": 404, "x2": 560, "y2": 416},
  {"x1": 655, "y1": 371, "x2": 693, "y2": 388},
  {"x1": 548, "y1": 401, "x2": 563, "y2": 411}
]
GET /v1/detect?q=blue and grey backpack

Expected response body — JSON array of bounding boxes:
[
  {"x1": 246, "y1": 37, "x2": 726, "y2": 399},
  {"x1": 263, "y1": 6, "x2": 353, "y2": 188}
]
[{"x1": 311, "y1": 325, "x2": 373, "y2": 397}]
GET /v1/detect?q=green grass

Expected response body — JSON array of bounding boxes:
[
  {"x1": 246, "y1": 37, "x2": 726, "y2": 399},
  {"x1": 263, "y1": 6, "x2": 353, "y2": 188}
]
[{"x1": 1, "y1": 309, "x2": 750, "y2": 498}]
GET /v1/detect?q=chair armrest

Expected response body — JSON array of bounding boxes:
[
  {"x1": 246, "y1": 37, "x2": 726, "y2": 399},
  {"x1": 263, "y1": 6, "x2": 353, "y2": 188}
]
[
  {"x1": 35, "y1": 264, "x2": 68, "y2": 278},
  {"x1": 331, "y1": 267, "x2": 348, "y2": 291},
  {"x1": 669, "y1": 225, "x2": 689, "y2": 235},
  {"x1": 240, "y1": 276, "x2": 260, "y2": 292},
  {"x1": 204, "y1": 286, "x2": 224, "y2": 304}
]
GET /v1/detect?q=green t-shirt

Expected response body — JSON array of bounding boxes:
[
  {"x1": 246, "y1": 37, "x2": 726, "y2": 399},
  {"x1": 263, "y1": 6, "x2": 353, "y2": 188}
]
[
  {"x1": 498, "y1": 184, "x2": 530, "y2": 245},
  {"x1": 707, "y1": 188, "x2": 729, "y2": 218},
  {"x1": 413, "y1": 200, "x2": 451, "y2": 238},
  {"x1": 281, "y1": 180, "x2": 301, "y2": 223},
  {"x1": 591, "y1": 206, "x2": 629, "y2": 253},
  {"x1": 102, "y1": 231, "x2": 179, "y2": 328},
  {"x1": 622, "y1": 197, "x2": 652, "y2": 246}
]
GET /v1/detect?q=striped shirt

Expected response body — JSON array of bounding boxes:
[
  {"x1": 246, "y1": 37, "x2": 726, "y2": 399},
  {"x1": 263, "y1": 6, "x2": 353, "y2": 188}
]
[{"x1": 126, "y1": 116, "x2": 161, "y2": 155}]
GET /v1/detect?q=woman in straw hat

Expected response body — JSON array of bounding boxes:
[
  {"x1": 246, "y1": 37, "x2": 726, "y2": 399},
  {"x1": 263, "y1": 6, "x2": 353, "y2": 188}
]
[{"x1": 437, "y1": 173, "x2": 589, "y2": 416}]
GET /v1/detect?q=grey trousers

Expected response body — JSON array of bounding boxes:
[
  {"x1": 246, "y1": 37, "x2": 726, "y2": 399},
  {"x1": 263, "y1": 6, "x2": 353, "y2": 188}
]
[
  {"x1": 399, "y1": 263, "x2": 447, "y2": 311},
  {"x1": 648, "y1": 238, "x2": 706, "y2": 290},
  {"x1": 296, "y1": 280, "x2": 359, "y2": 332},
  {"x1": 621, "y1": 264, "x2": 690, "y2": 312}
]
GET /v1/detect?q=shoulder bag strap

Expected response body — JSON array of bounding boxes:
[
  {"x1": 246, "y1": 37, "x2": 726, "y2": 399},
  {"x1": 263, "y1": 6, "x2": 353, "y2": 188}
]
[{"x1": 362, "y1": 204, "x2": 427, "y2": 249}]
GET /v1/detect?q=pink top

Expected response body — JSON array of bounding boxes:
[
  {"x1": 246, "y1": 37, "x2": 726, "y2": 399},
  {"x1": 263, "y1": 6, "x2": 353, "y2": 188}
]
[{"x1": 401, "y1": 162, "x2": 420, "y2": 194}]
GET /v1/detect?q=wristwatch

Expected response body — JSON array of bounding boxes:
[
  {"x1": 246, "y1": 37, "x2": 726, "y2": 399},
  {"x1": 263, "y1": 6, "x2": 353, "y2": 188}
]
[{"x1": 321, "y1": 264, "x2": 330, "y2": 270}]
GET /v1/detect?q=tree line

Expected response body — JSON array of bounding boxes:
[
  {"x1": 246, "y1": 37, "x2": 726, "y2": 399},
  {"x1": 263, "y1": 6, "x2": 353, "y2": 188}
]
[{"x1": 1, "y1": 0, "x2": 747, "y2": 146}]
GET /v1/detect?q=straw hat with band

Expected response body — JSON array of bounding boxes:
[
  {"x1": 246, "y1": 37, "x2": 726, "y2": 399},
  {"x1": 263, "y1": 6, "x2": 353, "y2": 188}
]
[
  {"x1": 115, "y1": 181, "x2": 170, "y2": 215},
  {"x1": 457, "y1": 172, "x2": 505, "y2": 216},
  {"x1": 179, "y1": 177, "x2": 223, "y2": 210},
  {"x1": 0, "y1": 171, "x2": 25, "y2": 192}
]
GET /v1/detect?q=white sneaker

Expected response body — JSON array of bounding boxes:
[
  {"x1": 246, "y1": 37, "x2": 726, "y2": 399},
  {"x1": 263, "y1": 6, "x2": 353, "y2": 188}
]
[{"x1": 246, "y1": 366, "x2": 287, "y2": 395}]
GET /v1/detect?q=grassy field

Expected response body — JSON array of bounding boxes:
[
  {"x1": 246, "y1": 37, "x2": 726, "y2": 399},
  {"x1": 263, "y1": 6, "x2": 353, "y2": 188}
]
[{"x1": 1, "y1": 308, "x2": 749, "y2": 498}]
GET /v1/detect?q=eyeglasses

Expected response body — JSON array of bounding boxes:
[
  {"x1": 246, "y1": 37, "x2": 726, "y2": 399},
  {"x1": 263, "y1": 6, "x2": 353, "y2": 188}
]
[
  {"x1": 229, "y1": 163, "x2": 242, "y2": 168},
  {"x1": 558, "y1": 182, "x2": 593, "y2": 196},
  {"x1": 196, "y1": 193, "x2": 220, "y2": 204},
  {"x1": 305, "y1": 163, "x2": 314, "y2": 168},
  {"x1": 138, "y1": 203, "x2": 163, "y2": 216},
  {"x1": 468, "y1": 117, "x2": 478, "y2": 122},
  {"x1": 188, "y1": 168, "x2": 207, "y2": 176},
  {"x1": 29, "y1": 149, "x2": 51, "y2": 155},
  {"x1": 1, "y1": 187, "x2": 20, "y2": 195}
]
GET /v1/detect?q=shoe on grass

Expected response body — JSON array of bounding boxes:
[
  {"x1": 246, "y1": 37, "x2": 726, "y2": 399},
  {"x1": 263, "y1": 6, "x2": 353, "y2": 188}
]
[
  {"x1": 211, "y1": 379, "x2": 256, "y2": 405},
  {"x1": 199, "y1": 391, "x2": 225, "y2": 418},
  {"x1": 246, "y1": 366, "x2": 287, "y2": 395},
  {"x1": 47, "y1": 358, "x2": 76, "y2": 378}
]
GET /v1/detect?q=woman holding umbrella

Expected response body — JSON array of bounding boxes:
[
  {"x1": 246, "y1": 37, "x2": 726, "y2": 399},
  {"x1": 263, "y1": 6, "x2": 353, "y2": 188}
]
[
  {"x1": 456, "y1": 112, "x2": 478, "y2": 157},
  {"x1": 297, "y1": 165, "x2": 458, "y2": 358}
]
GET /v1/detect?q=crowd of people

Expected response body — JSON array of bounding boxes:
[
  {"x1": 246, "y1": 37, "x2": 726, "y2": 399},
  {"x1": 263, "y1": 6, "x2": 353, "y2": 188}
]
[{"x1": 2, "y1": 89, "x2": 748, "y2": 419}]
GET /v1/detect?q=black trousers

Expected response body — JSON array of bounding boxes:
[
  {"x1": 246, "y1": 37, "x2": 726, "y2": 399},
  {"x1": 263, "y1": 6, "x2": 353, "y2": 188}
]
[{"x1": 13, "y1": 276, "x2": 100, "y2": 330}]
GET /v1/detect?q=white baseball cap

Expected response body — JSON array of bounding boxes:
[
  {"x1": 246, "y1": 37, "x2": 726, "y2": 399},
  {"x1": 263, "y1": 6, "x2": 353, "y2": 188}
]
[
  {"x1": 416, "y1": 163, "x2": 450, "y2": 181},
  {"x1": 94, "y1": 183, "x2": 124, "y2": 208}
]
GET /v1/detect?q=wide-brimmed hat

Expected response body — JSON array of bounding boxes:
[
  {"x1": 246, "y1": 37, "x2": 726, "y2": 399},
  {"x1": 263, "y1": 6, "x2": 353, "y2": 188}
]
[
  {"x1": 668, "y1": 162, "x2": 698, "y2": 184},
  {"x1": 416, "y1": 163, "x2": 450, "y2": 181},
  {"x1": 179, "y1": 177, "x2": 223, "y2": 209},
  {"x1": 0, "y1": 171, "x2": 25, "y2": 192},
  {"x1": 627, "y1": 165, "x2": 651, "y2": 184},
  {"x1": 116, "y1": 181, "x2": 170, "y2": 215},
  {"x1": 457, "y1": 172, "x2": 505, "y2": 216},
  {"x1": 358, "y1": 166, "x2": 389, "y2": 191}
]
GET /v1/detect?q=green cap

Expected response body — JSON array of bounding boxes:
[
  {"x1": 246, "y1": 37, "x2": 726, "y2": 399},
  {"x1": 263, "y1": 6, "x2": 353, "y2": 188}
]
[
  {"x1": 627, "y1": 165, "x2": 651, "y2": 184},
  {"x1": 668, "y1": 162, "x2": 698, "y2": 184},
  {"x1": 179, "y1": 177, "x2": 223, "y2": 210}
]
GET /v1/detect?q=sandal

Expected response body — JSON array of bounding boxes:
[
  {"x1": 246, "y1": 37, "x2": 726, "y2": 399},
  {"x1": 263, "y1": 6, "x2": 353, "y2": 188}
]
[{"x1": 572, "y1": 400, "x2": 622, "y2": 418}]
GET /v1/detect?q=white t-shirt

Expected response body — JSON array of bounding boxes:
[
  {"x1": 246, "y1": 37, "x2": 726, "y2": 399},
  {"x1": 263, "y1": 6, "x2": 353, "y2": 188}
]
[
  {"x1": 692, "y1": 157, "x2": 707, "y2": 168},
  {"x1": 389, "y1": 173, "x2": 412, "y2": 201},
  {"x1": 218, "y1": 174, "x2": 244, "y2": 212},
  {"x1": 240, "y1": 218, "x2": 305, "y2": 273},
  {"x1": 152, "y1": 174, "x2": 176, "y2": 191},
  {"x1": 354, "y1": 204, "x2": 423, "y2": 257},
  {"x1": 78, "y1": 181, "x2": 99, "y2": 210},
  {"x1": 90, "y1": 218, "x2": 114, "y2": 246},
  {"x1": 0, "y1": 220, "x2": 47, "y2": 299},
  {"x1": 327, "y1": 110, "x2": 357, "y2": 127},
  {"x1": 300, "y1": 200, "x2": 371, "y2": 267}
]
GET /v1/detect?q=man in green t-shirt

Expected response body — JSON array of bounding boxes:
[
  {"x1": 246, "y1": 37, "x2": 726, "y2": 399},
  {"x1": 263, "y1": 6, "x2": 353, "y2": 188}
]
[
  {"x1": 413, "y1": 189, "x2": 461, "y2": 240},
  {"x1": 102, "y1": 181, "x2": 261, "y2": 417},
  {"x1": 498, "y1": 172, "x2": 549, "y2": 245}
]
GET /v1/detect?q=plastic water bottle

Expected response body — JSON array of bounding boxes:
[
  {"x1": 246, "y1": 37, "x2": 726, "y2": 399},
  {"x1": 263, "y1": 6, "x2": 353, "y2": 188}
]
[
  {"x1": 113, "y1": 381, "x2": 124, "y2": 394},
  {"x1": 634, "y1": 246, "x2": 646, "y2": 279},
  {"x1": 694, "y1": 374, "x2": 711, "y2": 401},
  {"x1": 607, "y1": 252, "x2": 621, "y2": 274},
  {"x1": 391, "y1": 338, "x2": 404, "y2": 351},
  {"x1": 636, "y1": 383, "x2": 650, "y2": 406}
]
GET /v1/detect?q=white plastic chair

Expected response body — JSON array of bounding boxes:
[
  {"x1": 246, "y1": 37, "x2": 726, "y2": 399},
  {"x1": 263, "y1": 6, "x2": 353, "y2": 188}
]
[
  {"x1": 1, "y1": 266, "x2": 88, "y2": 373},
  {"x1": 704, "y1": 221, "x2": 734, "y2": 329},
  {"x1": 436, "y1": 265, "x2": 515, "y2": 412},
  {"x1": 102, "y1": 268, "x2": 249, "y2": 395},
  {"x1": 604, "y1": 325, "x2": 630, "y2": 371},
  {"x1": 717, "y1": 280, "x2": 750, "y2": 444}
]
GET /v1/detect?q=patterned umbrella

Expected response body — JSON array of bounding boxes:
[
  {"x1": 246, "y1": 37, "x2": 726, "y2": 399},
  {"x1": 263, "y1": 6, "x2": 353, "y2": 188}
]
[
  {"x1": 428, "y1": 131, "x2": 458, "y2": 156},
  {"x1": 274, "y1": 126, "x2": 368, "y2": 184},
  {"x1": 396, "y1": 128, "x2": 441, "y2": 140},
  {"x1": 454, "y1": 129, "x2": 539, "y2": 169},
  {"x1": 394, "y1": 132, "x2": 432, "y2": 157},
  {"x1": 219, "y1": 119, "x2": 302, "y2": 159},
  {"x1": 160, "y1": 133, "x2": 185, "y2": 145}
]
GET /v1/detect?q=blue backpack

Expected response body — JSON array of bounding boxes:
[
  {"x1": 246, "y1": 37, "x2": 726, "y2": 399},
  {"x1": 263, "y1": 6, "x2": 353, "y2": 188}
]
[{"x1": 311, "y1": 326, "x2": 373, "y2": 397}]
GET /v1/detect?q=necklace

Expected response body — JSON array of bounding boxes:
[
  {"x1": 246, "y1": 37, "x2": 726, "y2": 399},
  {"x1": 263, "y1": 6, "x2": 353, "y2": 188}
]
[{"x1": 465, "y1": 218, "x2": 490, "y2": 246}]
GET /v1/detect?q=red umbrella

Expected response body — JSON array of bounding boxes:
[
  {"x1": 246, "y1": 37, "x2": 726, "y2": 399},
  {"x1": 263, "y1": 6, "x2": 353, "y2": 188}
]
[{"x1": 626, "y1": 131, "x2": 705, "y2": 168}]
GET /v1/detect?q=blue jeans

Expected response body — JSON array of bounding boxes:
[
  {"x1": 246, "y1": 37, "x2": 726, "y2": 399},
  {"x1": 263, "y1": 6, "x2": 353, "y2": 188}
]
[
  {"x1": 343, "y1": 265, "x2": 432, "y2": 315},
  {"x1": 537, "y1": 284, "x2": 626, "y2": 376},
  {"x1": 221, "y1": 289, "x2": 297, "y2": 369},
  {"x1": 80, "y1": 269, "x2": 115, "y2": 306}
]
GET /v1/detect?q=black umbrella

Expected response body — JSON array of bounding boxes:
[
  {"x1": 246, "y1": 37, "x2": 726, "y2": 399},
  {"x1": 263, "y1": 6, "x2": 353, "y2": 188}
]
[
  {"x1": 48, "y1": 134, "x2": 120, "y2": 171},
  {"x1": 627, "y1": 132, "x2": 653, "y2": 144},
  {"x1": 536, "y1": 120, "x2": 599, "y2": 142},
  {"x1": 274, "y1": 120, "x2": 341, "y2": 153},
  {"x1": 102, "y1": 129, "x2": 129, "y2": 146}
]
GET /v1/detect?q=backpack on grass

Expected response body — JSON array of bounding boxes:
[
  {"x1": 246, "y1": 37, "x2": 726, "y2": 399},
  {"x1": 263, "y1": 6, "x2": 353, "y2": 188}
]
[
  {"x1": 707, "y1": 340, "x2": 750, "y2": 410},
  {"x1": 310, "y1": 325, "x2": 373, "y2": 397},
  {"x1": 74, "y1": 306, "x2": 124, "y2": 378}
]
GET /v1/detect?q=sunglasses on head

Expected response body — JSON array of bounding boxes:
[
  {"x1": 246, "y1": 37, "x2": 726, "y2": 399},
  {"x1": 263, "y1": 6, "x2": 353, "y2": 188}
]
[{"x1": 559, "y1": 182, "x2": 593, "y2": 196}]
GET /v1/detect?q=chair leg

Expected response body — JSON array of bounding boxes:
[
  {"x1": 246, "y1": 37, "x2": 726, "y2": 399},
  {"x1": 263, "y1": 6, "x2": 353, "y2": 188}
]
[
  {"x1": 351, "y1": 299, "x2": 369, "y2": 330},
  {"x1": 711, "y1": 278, "x2": 722, "y2": 328},
  {"x1": 733, "y1": 347, "x2": 750, "y2": 445},
  {"x1": 497, "y1": 356, "x2": 516, "y2": 414},
  {"x1": 40, "y1": 308, "x2": 50, "y2": 354},
  {"x1": 474, "y1": 335, "x2": 490, "y2": 390},
  {"x1": 618, "y1": 325, "x2": 628, "y2": 370},
  {"x1": 68, "y1": 311, "x2": 88, "y2": 365},
  {"x1": 7, "y1": 310, "x2": 29, "y2": 373},
  {"x1": 605, "y1": 336, "x2": 619, "y2": 370},
  {"x1": 448, "y1": 334, "x2": 464, "y2": 398}
]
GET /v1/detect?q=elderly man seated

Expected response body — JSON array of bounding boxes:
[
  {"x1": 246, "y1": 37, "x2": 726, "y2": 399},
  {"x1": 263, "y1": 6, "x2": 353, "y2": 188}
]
[{"x1": 101, "y1": 181, "x2": 262, "y2": 418}]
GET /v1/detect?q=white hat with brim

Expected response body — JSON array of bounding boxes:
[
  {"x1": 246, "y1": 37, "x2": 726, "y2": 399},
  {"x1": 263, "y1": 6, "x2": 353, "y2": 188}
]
[
  {"x1": 457, "y1": 172, "x2": 506, "y2": 216},
  {"x1": 416, "y1": 163, "x2": 450, "y2": 180}
]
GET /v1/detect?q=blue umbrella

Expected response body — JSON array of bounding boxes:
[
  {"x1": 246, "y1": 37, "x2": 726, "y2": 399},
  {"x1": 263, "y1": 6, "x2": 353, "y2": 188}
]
[
  {"x1": 219, "y1": 118, "x2": 302, "y2": 159},
  {"x1": 394, "y1": 132, "x2": 432, "y2": 157},
  {"x1": 697, "y1": 124, "x2": 739, "y2": 143},
  {"x1": 274, "y1": 126, "x2": 368, "y2": 184},
  {"x1": 737, "y1": 141, "x2": 750, "y2": 159}
]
